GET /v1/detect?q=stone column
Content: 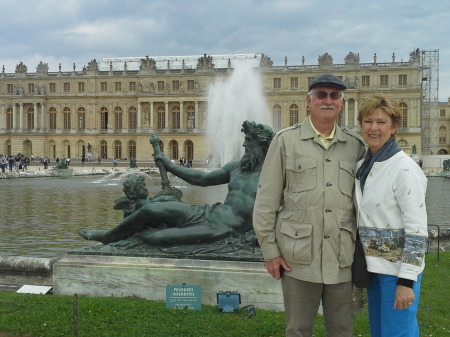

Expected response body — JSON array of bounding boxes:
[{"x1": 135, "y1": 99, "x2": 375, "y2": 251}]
[
  {"x1": 194, "y1": 101, "x2": 199, "y2": 132},
  {"x1": 179, "y1": 101, "x2": 184, "y2": 130},
  {"x1": 344, "y1": 99, "x2": 349, "y2": 127},
  {"x1": 34, "y1": 103, "x2": 38, "y2": 130},
  {"x1": 354, "y1": 100, "x2": 359, "y2": 127},
  {"x1": 19, "y1": 103, "x2": 24, "y2": 131},
  {"x1": 41, "y1": 104, "x2": 46, "y2": 131},
  {"x1": 164, "y1": 101, "x2": 169, "y2": 131},
  {"x1": 137, "y1": 102, "x2": 142, "y2": 130},
  {"x1": 150, "y1": 102, "x2": 154, "y2": 130},
  {"x1": 12, "y1": 104, "x2": 17, "y2": 129}
]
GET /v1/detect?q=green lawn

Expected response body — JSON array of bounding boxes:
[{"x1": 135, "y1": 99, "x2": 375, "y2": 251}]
[{"x1": 1, "y1": 251, "x2": 448, "y2": 337}]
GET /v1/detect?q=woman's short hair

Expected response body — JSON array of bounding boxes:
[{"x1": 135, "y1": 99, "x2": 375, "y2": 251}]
[{"x1": 358, "y1": 93, "x2": 402, "y2": 127}]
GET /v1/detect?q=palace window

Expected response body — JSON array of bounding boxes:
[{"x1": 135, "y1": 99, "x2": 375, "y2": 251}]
[
  {"x1": 157, "y1": 81, "x2": 165, "y2": 91},
  {"x1": 272, "y1": 104, "x2": 282, "y2": 131},
  {"x1": 100, "y1": 82, "x2": 107, "y2": 92},
  {"x1": 63, "y1": 83, "x2": 70, "y2": 93},
  {"x1": 399, "y1": 74, "x2": 407, "y2": 86},
  {"x1": 399, "y1": 102, "x2": 408, "y2": 128},
  {"x1": 28, "y1": 83, "x2": 34, "y2": 93},
  {"x1": 7, "y1": 84, "x2": 14, "y2": 94},
  {"x1": 439, "y1": 126, "x2": 447, "y2": 144},
  {"x1": 172, "y1": 106, "x2": 180, "y2": 129},
  {"x1": 186, "y1": 140, "x2": 194, "y2": 161},
  {"x1": 63, "y1": 107, "x2": 71, "y2": 130},
  {"x1": 49, "y1": 108, "x2": 57, "y2": 130},
  {"x1": 157, "y1": 106, "x2": 165, "y2": 130},
  {"x1": 114, "y1": 140, "x2": 122, "y2": 160},
  {"x1": 440, "y1": 109, "x2": 446, "y2": 117},
  {"x1": 307, "y1": 77, "x2": 314, "y2": 90},
  {"x1": 273, "y1": 78, "x2": 281, "y2": 89},
  {"x1": 173, "y1": 80, "x2": 180, "y2": 91},
  {"x1": 115, "y1": 82, "x2": 122, "y2": 92},
  {"x1": 187, "y1": 105, "x2": 195, "y2": 129},
  {"x1": 77, "y1": 107, "x2": 86, "y2": 130},
  {"x1": 100, "y1": 107, "x2": 109, "y2": 130},
  {"x1": 6, "y1": 108, "x2": 13, "y2": 129},
  {"x1": 27, "y1": 107, "x2": 34, "y2": 130},
  {"x1": 114, "y1": 107, "x2": 123, "y2": 130},
  {"x1": 129, "y1": 82, "x2": 136, "y2": 91},
  {"x1": 128, "y1": 140, "x2": 136, "y2": 159},
  {"x1": 290, "y1": 77, "x2": 298, "y2": 89},
  {"x1": 170, "y1": 140, "x2": 179, "y2": 160},
  {"x1": 361, "y1": 76, "x2": 370, "y2": 87},
  {"x1": 49, "y1": 83, "x2": 56, "y2": 93},
  {"x1": 289, "y1": 104, "x2": 299, "y2": 126},
  {"x1": 78, "y1": 82, "x2": 85, "y2": 92},
  {"x1": 128, "y1": 106, "x2": 137, "y2": 130},
  {"x1": 187, "y1": 80, "x2": 195, "y2": 90},
  {"x1": 380, "y1": 75, "x2": 388, "y2": 87}
]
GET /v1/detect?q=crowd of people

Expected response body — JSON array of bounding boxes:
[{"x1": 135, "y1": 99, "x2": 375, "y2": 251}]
[{"x1": 1, "y1": 153, "x2": 31, "y2": 172}]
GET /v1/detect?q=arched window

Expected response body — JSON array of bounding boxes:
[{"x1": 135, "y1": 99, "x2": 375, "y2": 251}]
[
  {"x1": 399, "y1": 102, "x2": 408, "y2": 129},
  {"x1": 157, "y1": 106, "x2": 165, "y2": 130},
  {"x1": 186, "y1": 140, "x2": 194, "y2": 161},
  {"x1": 48, "y1": 140, "x2": 56, "y2": 159},
  {"x1": 114, "y1": 106, "x2": 123, "y2": 130},
  {"x1": 170, "y1": 140, "x2": 179, "y2": 160},
  {"x1": 63, "y1": 107, "x2": 71, "y2": 130},
  {"x1": 439, "y1": 126, "x2": 447, "y2": 144},
  {"x1": 63, "y1": 140, "x2": 71, "y2": 158},
  {"x1": 272, "y1": 104, "x2": 282, "y2": 131},
  {"x1": 128, "y1": 106, "x2": 137, "y2": 130},
  {"x1": 289, "y1": 104, "x2": 299, "y2": 126},
  {"x1": 114, "y1": 140, "x2": 122, "y2": 159},
  {"x1": 49, "y1": 107, "x2": 57, "y2": 130},
  {"x1": 77, "y1": 107, "x2": 86, "y2": 130},
  {"x1": 27, "y1": 106, "x2": 34, "y2": 130},
  {"x1": 187, "y1": 105, "x2": 195, "y2": 129},
  {"x1": 172, "y1": 106, "x2": 180, "y2": 129},
  {"x1": 100, "y1": 140, "x2": 108, "y2": 158},
  {"x1": 6, "y1": 108, "x2": 13, "y2": 129},
  {"x1": 398, "y1": 139, "x2": 408, "y2": 149},
  {"x1": 128, "y1": 140, "x2": 136, "y2": 159},
  {"x1": 100, "y1": 107, "x2": 108, "y2": 130}
]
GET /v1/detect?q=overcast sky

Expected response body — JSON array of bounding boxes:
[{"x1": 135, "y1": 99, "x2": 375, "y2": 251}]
[{"x1": 1, "y1": 0, "x2": 449, "y2": 100}]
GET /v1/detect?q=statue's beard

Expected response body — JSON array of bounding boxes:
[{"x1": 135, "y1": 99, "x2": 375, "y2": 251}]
[{"x1": 240, "y1": 147, "x2": 264, "y2": 172}]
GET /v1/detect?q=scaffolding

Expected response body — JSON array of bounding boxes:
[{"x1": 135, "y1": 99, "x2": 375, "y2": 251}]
[{"x1": 421, "y1": 49, "x2": 439, "y2": 154}]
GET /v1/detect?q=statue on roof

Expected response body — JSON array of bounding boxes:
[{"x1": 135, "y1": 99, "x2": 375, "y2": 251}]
[
  {"x1": 140, "y1": 56, "x2": 156, "y2": 71},
  {"x1": 87, "y1": 59, "x2": 98, "y2": 71}
]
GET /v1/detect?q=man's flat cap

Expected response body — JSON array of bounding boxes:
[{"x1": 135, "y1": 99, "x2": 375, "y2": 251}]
[{"x1": 308, "y1": 73, "x2": 347, "y2": 91}]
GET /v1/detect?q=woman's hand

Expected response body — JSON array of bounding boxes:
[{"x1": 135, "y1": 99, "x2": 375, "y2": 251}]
[{"x1": 393, "y1": 285, "x2": 415, "y2": 310}]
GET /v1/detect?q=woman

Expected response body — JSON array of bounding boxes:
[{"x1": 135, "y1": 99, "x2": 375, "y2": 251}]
[{"x1": 355, "y1": 94, "x2": 428, "y2": 337}]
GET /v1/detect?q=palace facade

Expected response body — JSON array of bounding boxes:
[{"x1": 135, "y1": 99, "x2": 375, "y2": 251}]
[{"x1": 0, "y1": 49, "x2": 445, "y2": 163}]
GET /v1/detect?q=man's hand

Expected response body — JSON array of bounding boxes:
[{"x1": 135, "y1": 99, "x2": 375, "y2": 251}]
[
  {"x1": 264, "y1": 256, "x2": 291, "y2": 280},
  {"x1": 393, "y1": 285, "x2": 415, "y2": 310}
]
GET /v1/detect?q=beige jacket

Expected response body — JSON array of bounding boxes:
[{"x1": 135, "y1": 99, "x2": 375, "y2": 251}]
[{"x1": 253, "y1": 119, "x2": 366, "y2": 284}]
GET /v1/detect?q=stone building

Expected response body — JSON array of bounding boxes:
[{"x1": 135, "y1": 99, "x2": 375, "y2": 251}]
[
  {"x1": 437, "y1": 100, "x2": 450, "y2": 154},
  {"x1": 0, "y1": 50, "x2": 441, "y2": 163}
]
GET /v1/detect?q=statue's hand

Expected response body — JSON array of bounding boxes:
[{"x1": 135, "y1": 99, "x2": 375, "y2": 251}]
[{"x1": 153, "y1": 152, "x2": 171, "y2": 168}]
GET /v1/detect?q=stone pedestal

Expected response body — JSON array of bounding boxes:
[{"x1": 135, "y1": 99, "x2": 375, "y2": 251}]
[{"x1": 53, "y1": 255, "x2": 284, "y2": 311}]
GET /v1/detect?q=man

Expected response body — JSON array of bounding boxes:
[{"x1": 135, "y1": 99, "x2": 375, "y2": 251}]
[
  {"x1": 80, "y1": 120, "x2": 274, "y2": 246},
  {"x1": 253, "y1": 74, "x2": 366, "y2": 337}
]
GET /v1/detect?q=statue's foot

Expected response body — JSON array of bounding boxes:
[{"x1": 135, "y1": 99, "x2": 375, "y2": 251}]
[{"x1": 79, "y1": 229, "x2": 108, "y2": 244}]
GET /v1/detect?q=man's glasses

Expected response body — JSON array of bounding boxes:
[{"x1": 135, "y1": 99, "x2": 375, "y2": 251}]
[{"x1": 311, "y1": 91, "x2": 342, "y2": 100}]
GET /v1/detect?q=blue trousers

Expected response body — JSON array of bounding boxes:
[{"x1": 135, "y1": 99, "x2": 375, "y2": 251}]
[{"x1": 367, "y1": 273, "x2": 422, "y2": 337}]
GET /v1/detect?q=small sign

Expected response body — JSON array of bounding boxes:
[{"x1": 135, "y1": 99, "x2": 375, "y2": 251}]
[{"x1": 166, "y1": 284, "x2": 202, "y2": 310}]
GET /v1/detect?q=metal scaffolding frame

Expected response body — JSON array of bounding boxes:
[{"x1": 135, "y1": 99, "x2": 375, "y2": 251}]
[{"x1": 421, "y1": 49, "x2": 439, "y2": 154}]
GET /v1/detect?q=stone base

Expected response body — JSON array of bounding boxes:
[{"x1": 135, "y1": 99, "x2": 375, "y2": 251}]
[{"x1": 53, "y1": 255, "x2": 284, "y2": 311}]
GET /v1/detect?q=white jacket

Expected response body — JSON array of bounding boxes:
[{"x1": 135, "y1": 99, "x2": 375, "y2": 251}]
[{"x1": 355, "y1": 151, "x2": 428, "y2": 281}]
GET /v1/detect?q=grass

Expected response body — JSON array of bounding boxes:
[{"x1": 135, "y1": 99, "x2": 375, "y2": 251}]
[{"x1": 0, "y1": 251, "x2": 448, "y2": 337}]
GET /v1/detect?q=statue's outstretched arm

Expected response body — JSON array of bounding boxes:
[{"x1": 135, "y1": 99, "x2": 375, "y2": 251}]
[{"x1": 154, "y1": 153, "x2": 233, "y2": 186}]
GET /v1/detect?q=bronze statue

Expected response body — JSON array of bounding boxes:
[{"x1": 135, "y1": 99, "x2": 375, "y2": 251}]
[{"x1": 79, "y1": 121, "x2": 274, "y2": 247}]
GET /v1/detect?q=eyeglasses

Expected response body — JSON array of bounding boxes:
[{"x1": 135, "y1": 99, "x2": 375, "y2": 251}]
[{"x1": 311, "y1": 91, "x2": 342, "y2": 100}]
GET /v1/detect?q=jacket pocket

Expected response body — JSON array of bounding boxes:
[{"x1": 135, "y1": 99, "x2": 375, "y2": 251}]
[
  {"x1": 339, "y1": 160, "x2": 356, "y2": 198},
  {"x1": 286, "y1": 158, "x2": 317, "y2": 192},
  {"x1": 339, "y1": 223, "x2": 356, "y2": 268},
  {"x1": 279, "y1": 222, "x2": 313, "y2": 265}
]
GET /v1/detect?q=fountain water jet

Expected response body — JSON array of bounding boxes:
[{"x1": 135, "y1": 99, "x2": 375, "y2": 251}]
[{"x1": 207, "y1": 64, "x2": 271, "y2": 166}]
